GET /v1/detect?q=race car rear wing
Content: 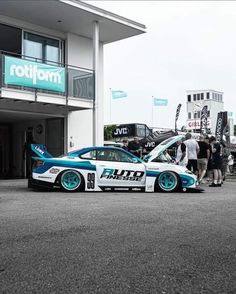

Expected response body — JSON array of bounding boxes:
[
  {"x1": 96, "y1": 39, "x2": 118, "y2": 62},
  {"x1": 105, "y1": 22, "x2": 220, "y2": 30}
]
[{"x1": 31, "y1": 144, "x2": 53, "y2": 159}]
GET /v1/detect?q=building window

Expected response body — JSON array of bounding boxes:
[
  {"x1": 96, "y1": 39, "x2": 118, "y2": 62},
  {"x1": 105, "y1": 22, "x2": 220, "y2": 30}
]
[
  {"x1": 207, "y1": 110, "x2": 210, "y2": 117},
  {"x1": 187, "y1": 95, "x2": 191, "y2": 102},
  {"x1": 197, "y1": 111, "x2": 200, "y2": 118},
  {"x1": 0, "y1": 23, "x2": 22, "y2": 55},
  {"x1": 201, "y1": 93, "x2": 204, "y2": 100},
  {"x1": 197, "y1": 93, "x2": 200, "y2": 100},
  {"x1": 188, "y1": 112, "x2": 191, "y2": 119},
  {"x1": 194, "y1": 112, "x2": 197, "y2": 119},
  {"x1": 193, "y1": 94, "x2": 196, "y2": 101},
  {"x1": 206, "y1": 92, "x2": 210, "y2": 99},
  {"x1": 23, "y1": 32, "x2": 61, "y2": 64}
]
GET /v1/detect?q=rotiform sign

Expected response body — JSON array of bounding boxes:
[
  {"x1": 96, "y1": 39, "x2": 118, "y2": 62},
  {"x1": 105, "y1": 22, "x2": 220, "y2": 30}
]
[{"x1": 4, "y1": 56, "x2": 65, "y2": 92}]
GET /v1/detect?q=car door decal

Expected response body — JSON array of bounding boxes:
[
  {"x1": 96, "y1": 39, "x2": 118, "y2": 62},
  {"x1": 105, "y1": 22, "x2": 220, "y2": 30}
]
[{"x1": 100, "y1": 168, "x2": 144, "y2": 182}]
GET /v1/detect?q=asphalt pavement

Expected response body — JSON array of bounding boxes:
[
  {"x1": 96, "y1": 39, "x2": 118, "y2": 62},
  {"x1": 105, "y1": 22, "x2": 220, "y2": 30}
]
[{"x1": 0, "y1": 179, "x2": 236, "y2": 294}]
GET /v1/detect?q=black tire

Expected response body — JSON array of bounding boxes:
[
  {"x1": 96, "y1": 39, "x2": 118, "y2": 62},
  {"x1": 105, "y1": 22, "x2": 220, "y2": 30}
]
[
  {"x1": 155, "y1": 171, "x2": 180, "y2": 192},
  {"x1": 59, "y1": 170, "x2": 85, "y2": 192}
]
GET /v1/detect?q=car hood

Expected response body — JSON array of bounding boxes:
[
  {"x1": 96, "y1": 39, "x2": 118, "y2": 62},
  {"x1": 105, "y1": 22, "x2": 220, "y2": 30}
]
[{"x1": 144, "y1": 134, "x2": 184, "y2": 162}]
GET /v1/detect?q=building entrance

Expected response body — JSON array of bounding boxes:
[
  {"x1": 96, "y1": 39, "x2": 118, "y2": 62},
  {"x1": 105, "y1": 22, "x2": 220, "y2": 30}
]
[
  {"x1": 0, "y1": 125, "x2": 11, "y2": 178},
  {"x1": 0, "y1": 117, "x2": 64, "y2": 179}
]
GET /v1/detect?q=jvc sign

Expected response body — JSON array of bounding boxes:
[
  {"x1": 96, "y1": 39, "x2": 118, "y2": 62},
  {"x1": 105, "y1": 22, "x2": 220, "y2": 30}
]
[
  {"x1": 113, "y1": 127, "x2": 129, "y2": 136},
  {"x1": 4, "y1": 56, "x2": 65, "y2": 92}
]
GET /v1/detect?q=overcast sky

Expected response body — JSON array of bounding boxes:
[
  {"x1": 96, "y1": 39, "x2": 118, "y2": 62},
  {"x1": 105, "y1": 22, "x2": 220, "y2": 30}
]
[{"x1": 88, "y1": 1, "x2": 236, "y2": 129}]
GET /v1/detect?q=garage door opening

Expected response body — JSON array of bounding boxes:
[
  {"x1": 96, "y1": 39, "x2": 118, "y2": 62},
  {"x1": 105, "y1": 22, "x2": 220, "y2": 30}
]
[{"x1": 0, "y1": 114, "x2": 64, "y2": 179}]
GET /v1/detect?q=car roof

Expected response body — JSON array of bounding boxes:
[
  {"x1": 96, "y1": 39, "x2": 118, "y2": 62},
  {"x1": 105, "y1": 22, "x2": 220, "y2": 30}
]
[{"x1": 68, "y1": 146, "x2": 125, "y2": 156}]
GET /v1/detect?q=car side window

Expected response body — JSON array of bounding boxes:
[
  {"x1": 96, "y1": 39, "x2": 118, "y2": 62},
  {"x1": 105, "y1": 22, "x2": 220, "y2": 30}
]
[
  {"x1": 97, "y1": 149, "x2": 120, "y2": 161},
  {"x1": 80, "y1": 150, "x2": 96, "y2": 160},
  {"x1": 116, "y1": 149, "x2": 140, "y2": 163}
]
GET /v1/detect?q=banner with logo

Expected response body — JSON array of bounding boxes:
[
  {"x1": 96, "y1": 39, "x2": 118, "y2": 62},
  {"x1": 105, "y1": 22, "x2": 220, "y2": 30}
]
[
  {"x1": 153, "y1": 98, "x2": 168, "y2": 106},
  {"x1": 215, "y1": 111, "x2": 228, "y2": 142},
  {"x1": 4, "y1": 56, "x2": 65, "y2": 92},
  {"x1": 175, "y1": 103, "x2": 182, "y2": 131},
  {"x1": 200, "y1": 105, "x2": 208, "y2": 134},
  {"x1": 112, "y1": 124, "x2": 135, "y2": 137},
  {"x1": 111, "y1": 90, "x2": 127, "y2": 99}
]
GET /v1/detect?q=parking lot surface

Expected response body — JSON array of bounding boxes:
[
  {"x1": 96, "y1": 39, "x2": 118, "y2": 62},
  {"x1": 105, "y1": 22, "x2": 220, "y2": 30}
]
[{"x1": 0, "y1": 180, "x2": 236, "y2": 294}]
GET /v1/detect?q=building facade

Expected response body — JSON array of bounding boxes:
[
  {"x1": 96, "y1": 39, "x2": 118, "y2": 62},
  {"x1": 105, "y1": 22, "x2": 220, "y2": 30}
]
[
  {"x1": 0, "y1": 0, "x2": 146, "y2": 178},
  {"x1": 186, "y1": 89, "x2": 224, "y2": 134}
]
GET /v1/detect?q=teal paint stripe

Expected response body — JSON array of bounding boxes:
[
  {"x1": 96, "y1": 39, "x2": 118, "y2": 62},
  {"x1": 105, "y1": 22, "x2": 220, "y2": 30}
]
[
  {"x1": 179, "y1": 174, "x2": 196, "y2": 187},
  {"x1": 146, "y1": 171, "x2": 160, "y2": 177},
  {"x1": 34, "y1": 160, "x2": 96, "y2": 174}
]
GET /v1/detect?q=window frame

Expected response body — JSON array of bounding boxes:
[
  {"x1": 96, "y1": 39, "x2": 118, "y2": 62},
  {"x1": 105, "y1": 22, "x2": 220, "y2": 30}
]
[{"x1": 22, "y1": 30, "x2": 64, "y2": 64}]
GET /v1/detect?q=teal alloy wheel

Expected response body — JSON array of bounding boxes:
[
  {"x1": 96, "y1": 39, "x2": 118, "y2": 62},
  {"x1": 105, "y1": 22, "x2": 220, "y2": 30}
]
[
  {"x1": 157, "y1": 171, "x2": 179, "y2": 192},
  {"x1": 60, "y1": 170, "x2": 83, "y2": 192}
]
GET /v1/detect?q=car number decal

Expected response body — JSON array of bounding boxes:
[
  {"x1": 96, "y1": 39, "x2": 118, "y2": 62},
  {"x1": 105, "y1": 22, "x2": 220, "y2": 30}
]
[{"x1": 87, "y1": 173, "x2": 95, "y2": 189}]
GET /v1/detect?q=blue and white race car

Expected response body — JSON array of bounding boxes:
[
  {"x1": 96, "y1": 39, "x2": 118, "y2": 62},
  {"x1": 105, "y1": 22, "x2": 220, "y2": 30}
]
[{"x1": 29, "y1": 135, "x2": 201, "y2": 193}]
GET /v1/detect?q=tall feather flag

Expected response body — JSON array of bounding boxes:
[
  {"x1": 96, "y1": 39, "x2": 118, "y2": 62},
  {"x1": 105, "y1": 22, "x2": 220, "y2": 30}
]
[
  {"x1": 200, "y1": 105, "x2": 208, "y2": 134},
  {"x1": 215, "y1": 111, "x2": 228, "y2": 142},
  {"x1": 175, "y1": 103, "x2": 182, "y2": 131},
  {"x1": 111, "y1": 90, "x2": 127, "y2": 99}
]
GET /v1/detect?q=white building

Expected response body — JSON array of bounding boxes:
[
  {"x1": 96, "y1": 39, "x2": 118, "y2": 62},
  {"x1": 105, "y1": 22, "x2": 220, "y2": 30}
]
[
  {"x1": 186, "y1": 89, "x2": 224, "y2": 133},
  {"x1": 0, "y1": 0, "x2": 146, "y2": 179}
]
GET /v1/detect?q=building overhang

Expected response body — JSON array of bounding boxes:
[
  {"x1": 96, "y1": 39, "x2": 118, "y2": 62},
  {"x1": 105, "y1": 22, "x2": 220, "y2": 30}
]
[{"x1": 0, "y1": 0, "x2": 146, "y2": 43}]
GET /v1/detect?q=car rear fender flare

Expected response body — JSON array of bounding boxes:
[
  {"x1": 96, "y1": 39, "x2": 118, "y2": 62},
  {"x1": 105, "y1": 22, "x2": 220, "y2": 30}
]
[{"x1": 57, "y1": 169, "x2": 85, "y2": 192}]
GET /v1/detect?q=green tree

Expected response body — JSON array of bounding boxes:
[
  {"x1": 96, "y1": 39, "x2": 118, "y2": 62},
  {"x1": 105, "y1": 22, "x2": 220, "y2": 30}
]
[{"x1": 104, "y1": 125, "x2": 117, "y2": 141}]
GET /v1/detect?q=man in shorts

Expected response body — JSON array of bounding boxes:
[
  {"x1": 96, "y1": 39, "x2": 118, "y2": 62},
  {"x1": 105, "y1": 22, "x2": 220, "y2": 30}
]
[{"x1": 197, "y1": 135, "x2": 210, "y2": 184}]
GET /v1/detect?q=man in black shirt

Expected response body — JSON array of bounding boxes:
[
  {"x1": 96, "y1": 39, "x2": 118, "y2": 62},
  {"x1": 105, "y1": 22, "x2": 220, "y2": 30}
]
[
  {"x1": 128, "y1": 137, "x2": 142, "y2": 157},
  {"x1": 209, "y1": 136, "x2": 223, "y2": 187},
  {"x1": 197, "y1": 135, "x2": 210, "y2": 183}
]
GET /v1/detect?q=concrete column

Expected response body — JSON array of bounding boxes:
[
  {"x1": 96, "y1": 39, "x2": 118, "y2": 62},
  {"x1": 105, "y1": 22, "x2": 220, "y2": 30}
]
[
  {"x1": 93, "y1": 20, "x2": 103, "y2": 146},
  {"x1": 93, "y1": 21, "x2": 99, "y2": 146}
]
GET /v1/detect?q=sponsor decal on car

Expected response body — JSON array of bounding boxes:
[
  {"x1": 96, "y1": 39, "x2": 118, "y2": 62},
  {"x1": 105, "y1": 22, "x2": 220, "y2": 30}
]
[
  {"x1": 101, "y1": 168, "x2": 144, "y2": 181},
  {"x1": 35, "y1": 145, "x2": 45, "y2": 155},
  {"x1": 38, "y1": 176, "x2": 52, "y2": 179},
  {"x1": 49, "y1": 168, "x2": 60, "y2": 174}
]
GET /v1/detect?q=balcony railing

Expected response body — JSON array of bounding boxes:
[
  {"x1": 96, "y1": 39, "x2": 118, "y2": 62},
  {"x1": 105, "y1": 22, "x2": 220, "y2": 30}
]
[{"x1": 0, "y1": 51, "x2": 94, "y2": 101}]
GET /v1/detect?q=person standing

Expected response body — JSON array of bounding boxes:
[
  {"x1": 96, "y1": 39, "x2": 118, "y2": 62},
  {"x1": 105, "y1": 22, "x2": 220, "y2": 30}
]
[
  {"x1": 197, "y1": 135, "x2": 210, "y2": 184},
  {"x1": 121, "y1": 139, "x2": 129, "y2": 151},
  {"x1": 175, "y1": 137, "x2": 188, "y2": 167},
  {"x1": 128, "y1": 137, "x2": 142, "y2": 157},
  {"x1": 23, "y1": 127, "x2": 36, "y2": 178},
  {"x1": 184, "y1": 133, "x2": 199, "y2": 174},
  {"x1": 205, "y1": 135, "x2": 213, "y2": 183},
  {"x1": 209, "y1": 136, "x2": 223, "y2": 187},
  {"x1": 228, "y1": 153, "x2": 234, "y2": 174}
]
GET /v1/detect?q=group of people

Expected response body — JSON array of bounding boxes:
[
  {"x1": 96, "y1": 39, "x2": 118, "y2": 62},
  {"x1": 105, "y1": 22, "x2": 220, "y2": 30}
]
[
  {"x1": 176, "y1": 133, "x2": 234, "y2": 187},
  {"x1": 121, "y1": 133, "x2": 234, "y2": 187}
]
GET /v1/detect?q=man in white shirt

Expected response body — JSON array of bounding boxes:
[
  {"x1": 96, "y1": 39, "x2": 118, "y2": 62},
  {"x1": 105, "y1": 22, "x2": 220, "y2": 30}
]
[
  {"x1": 175, "y1": 138, "x2": 188, "y2": 167},
  {"x1": 184, "y1": 133, "x2": 200, "y2": 174},
  {"x1": 228, "y1": 154, "x2": 234, "y2": 174}
]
